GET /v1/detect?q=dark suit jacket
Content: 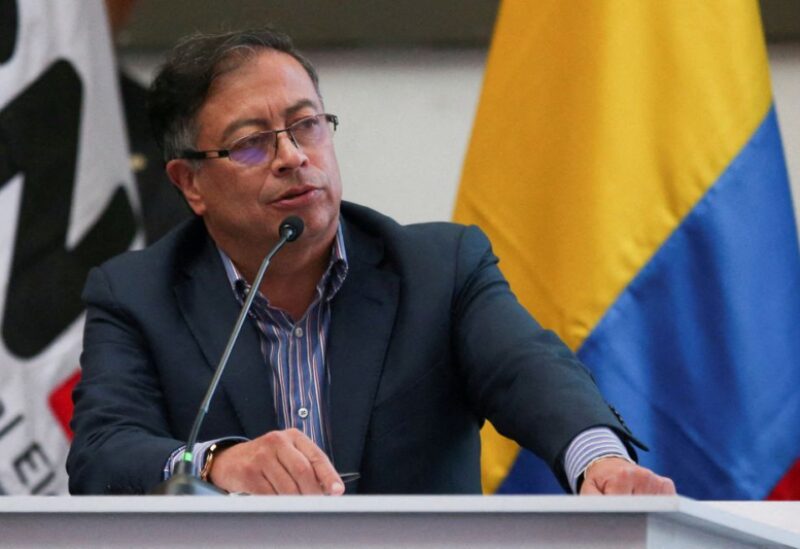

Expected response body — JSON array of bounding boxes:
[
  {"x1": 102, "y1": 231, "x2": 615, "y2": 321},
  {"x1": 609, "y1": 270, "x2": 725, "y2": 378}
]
[{"x1": 67, "y1": 202, "x2": 639, "y2": 494}]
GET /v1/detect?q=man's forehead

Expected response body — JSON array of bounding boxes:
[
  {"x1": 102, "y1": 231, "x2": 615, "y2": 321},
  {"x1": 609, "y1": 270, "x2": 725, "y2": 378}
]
[{"x1": 200, "y1": 50, "x2": 322, "y2": 132}]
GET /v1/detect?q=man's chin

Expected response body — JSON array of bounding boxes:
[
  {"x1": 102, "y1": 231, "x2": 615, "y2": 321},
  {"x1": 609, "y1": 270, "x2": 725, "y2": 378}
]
[{"x1": 294, "y1": 210, "x2": 339, "y2": 244}]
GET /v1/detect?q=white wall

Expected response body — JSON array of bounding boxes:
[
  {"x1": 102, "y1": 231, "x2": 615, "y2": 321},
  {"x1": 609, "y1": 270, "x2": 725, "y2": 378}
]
[
  {"x1": 311, "y1": 49, "x2": 485, "y2": 224},
  {"x1": 771, "y1": 43, "x2": 800, "y2": 223},
  {"x1": 123, "y1": 44, "x2": 800, "y2": 226}
]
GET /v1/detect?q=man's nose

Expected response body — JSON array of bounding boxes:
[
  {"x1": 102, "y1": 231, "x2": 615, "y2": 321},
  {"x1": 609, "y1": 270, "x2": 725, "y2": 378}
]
[{"x1": 271, "y1": 131, "x2": 307, "y2": 173}]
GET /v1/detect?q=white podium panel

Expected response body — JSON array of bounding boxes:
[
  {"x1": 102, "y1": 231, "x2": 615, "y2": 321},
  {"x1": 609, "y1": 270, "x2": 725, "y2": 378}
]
[{"x1": 0, "y1": 496, "x2": 798, "y2": 548}]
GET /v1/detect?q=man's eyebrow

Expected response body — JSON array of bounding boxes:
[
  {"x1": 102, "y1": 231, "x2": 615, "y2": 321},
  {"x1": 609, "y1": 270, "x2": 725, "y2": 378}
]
[
  {"x1": 283, "y1": 98, "x2": 319, "y2": 119},
  {"x1": 220, "y1": 118, "x2": 269, "y2": 143},
  {"x1": 218, "y1": 99, "x2": 320, "y2": 144}
]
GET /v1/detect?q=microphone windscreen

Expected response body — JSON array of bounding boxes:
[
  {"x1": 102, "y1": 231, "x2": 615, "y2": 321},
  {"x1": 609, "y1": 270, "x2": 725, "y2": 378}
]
[{"x1": 279, "y1": 216, "x2": 304, "y2": 242}]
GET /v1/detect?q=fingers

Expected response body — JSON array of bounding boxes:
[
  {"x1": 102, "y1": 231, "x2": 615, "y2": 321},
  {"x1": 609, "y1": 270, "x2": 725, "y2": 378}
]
[
  {"x1": 581, "y1": 457, "x2": 677, "y2": 496},
  {"x1": 655, "y1": 476, "x2": 677, "y2": 495},
  {"x1": 208, "y1": 429, "x2": 343, "y2": 496},
  {"x1": 293, "y1": 434, "x2": 345, "y2": 495},
  {"x1": 261, "y1": 450, "x2": 303, "y2": 494},
  {"x1": 579, "y1": 479, "x2": 603, "y2": 495}
]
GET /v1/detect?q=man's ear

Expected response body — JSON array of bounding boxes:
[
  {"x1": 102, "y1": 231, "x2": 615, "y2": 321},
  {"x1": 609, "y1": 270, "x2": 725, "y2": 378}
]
[{"x1": 166, "y1": 159, "x2": 206, "y2": 216}]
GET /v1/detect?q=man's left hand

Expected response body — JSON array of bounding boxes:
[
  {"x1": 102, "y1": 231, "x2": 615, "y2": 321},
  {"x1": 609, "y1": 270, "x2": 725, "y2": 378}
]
[{"x1": 580, "y1": 457, "x2": 676, "y2": 495}]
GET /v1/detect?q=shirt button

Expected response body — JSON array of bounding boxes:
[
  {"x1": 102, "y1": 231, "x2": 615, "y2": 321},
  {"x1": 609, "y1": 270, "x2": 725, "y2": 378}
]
[
  {"x1": 298, "y1": 407, "x2": 309, "y2": 419},
  {"x1": 294, "y1": 327, "x2": 304, "y2": 338}
]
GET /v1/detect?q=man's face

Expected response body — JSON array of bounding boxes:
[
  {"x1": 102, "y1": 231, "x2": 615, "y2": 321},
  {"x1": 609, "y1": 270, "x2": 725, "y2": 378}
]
[{"x1": 169, "y1": 50, "x2": 342, "y2": 253}]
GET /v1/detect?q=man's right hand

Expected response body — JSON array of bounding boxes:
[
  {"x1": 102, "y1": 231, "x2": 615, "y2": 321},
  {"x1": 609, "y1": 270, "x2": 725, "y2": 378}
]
[{"x1": 208, "y1": 428, "x2": 344, "y2": 495}]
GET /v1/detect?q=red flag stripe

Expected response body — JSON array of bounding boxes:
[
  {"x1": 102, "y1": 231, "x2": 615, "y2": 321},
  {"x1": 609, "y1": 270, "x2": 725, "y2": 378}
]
[{"x1": 767, "y1": 459, "x2": 800, "y2": 500}]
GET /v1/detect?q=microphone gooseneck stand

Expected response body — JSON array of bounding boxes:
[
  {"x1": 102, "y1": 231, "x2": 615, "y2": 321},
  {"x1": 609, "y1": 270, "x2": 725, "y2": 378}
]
[{"x1": 151, "y1": 216, "x2": 304, "y2": 495}]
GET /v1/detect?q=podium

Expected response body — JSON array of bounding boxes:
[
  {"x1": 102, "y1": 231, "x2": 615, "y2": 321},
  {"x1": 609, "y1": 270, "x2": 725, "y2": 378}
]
[{"x1": 1, "y1": 495, "x2": 798, "y2": 548}]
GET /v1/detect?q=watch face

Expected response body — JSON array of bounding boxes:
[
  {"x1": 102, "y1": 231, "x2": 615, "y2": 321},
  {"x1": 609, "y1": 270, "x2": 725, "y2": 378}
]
[{"x1": 200, "y1": 443, "x2": 219, "y2": 481}]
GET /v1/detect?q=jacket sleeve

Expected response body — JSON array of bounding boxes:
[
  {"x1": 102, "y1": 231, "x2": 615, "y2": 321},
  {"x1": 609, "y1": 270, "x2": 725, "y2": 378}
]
[
  {"x1": 451, "y1": 225, "x2": 644, "y2": 491},
  {"x1": 66, "y1": 266, "x2": 183, "y2": 494}
]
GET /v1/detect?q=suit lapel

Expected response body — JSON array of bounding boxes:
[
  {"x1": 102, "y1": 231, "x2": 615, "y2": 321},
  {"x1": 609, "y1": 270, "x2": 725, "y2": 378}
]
[
  {"x1": 327, "y1": 221, "x2": 399, "y2": 476},
  {"x1": 173, "y1": 222, "x2": 277, "y2": 439}
]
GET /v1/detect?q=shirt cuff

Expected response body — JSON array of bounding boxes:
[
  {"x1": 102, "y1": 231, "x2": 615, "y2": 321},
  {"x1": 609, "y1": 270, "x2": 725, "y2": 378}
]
[
  {"x1": 163, "y1": 437, "x2": 248, "y2": 480},
  {"x1": 563, "y1": 427, "x2": 632, "y2": 494}
]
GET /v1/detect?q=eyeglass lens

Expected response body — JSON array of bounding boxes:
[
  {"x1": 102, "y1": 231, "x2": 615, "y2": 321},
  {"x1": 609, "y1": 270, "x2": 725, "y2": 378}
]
[{"x1": 228, "y1": 114, "x2": 334, "y2": 166}]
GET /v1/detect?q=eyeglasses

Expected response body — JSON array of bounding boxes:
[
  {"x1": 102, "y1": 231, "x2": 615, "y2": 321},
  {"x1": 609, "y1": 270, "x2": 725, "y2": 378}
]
[{"x1": 179, "y1": 113, "x2": 338, "y2": 167}]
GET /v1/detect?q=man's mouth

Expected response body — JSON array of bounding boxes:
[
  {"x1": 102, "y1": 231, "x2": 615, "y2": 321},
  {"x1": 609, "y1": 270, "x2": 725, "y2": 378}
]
[{"x1": 271, "y1": 185, "x2": 318, "y2": 207}]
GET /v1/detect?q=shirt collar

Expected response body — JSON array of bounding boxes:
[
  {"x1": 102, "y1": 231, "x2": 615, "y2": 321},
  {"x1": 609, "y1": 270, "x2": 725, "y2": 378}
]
[{"x1": 217, "y1": 223, "x2": 349, "y2": 306}]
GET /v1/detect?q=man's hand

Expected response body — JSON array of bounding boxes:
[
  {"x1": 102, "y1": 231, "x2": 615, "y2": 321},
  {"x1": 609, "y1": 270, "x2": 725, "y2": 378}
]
[
  {"x1": 580, "y1": 457, "x2": 676, "y2": 495},
  {"x1": 208, "y1": 428, "x2": 344, "y2": 495}
]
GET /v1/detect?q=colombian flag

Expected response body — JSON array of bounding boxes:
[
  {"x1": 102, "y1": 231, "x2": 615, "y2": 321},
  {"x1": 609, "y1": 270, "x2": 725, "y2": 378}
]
[{"x1": 455, "y1": 1, "x2": 800, "y2": 499}]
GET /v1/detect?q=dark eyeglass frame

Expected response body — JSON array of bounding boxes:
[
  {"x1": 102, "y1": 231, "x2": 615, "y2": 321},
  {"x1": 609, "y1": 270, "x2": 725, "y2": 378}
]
[{"x1": 178, "y1": 113, "x2": 339, "y2": 165}]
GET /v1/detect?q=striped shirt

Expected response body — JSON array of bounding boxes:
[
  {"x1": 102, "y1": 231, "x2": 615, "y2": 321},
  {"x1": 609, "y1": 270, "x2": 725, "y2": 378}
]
[
  {"x1": 564, "y1": 427, "x2": 631, "y2": 493},
  {"x1": 164, "y1": 226, "x2": 348, "y2": 477},
  {"x1": 219, "y1": 224, "x2": 349, "y2": 454}
]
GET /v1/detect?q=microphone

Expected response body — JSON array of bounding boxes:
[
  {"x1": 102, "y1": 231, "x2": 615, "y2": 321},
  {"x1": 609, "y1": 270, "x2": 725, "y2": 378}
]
[
  {"x1": 279, "y1": 215, "x2": 304, "y2": 242},
  {"x1": 151, "y1": 216, "x2": 305, "y2": 495}
]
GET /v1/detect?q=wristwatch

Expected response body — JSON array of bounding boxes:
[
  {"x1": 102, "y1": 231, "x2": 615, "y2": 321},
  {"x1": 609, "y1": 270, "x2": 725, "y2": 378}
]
[{"x1": 200, "y1": 442, "x2": 233, "y2": 482}]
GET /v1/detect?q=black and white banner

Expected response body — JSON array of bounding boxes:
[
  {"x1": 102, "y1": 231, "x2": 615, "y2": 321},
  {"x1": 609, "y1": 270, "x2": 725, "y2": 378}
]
[{"x1": 0, "y1": 0, "x2": 140, "y2": 494}]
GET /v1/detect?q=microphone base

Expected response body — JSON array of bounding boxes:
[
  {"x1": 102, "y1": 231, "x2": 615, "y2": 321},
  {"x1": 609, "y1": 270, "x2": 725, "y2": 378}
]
[{"x1": 149, "y1": 474, "x2": 227, "y2": 496}]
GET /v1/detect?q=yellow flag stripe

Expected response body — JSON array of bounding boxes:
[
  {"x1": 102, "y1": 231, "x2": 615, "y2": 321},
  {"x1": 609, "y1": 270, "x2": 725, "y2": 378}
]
[{"x1": 456, "y1": 0, "x2": 771, "y2": 350}]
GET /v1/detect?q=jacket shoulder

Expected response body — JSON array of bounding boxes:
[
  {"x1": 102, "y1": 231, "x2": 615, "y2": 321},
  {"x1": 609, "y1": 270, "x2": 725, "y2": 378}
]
[
  {"x1": 340, "y1": 201, "x2": 489, "y2": 257},
  {"x1": 83, "y1": 217, "x2": 208, "y2": 304},
  {"x1": 96, "y1": 217, "x2": 205, "y2": 276}
]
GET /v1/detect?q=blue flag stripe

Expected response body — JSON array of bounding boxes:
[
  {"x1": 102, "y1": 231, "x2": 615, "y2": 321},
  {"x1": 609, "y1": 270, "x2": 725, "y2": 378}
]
[
  {"x1": 576, "y1": 106, "x2": 800, "y2": 499},
  {"x1": 497, "y1": 106, "x2": 800, "y2": 498}
]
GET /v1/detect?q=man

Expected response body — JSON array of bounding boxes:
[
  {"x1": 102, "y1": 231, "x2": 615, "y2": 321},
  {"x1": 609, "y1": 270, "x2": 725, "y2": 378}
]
[{"x1": 67, "y1": 28, "x2": 675, "y2": 496}]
